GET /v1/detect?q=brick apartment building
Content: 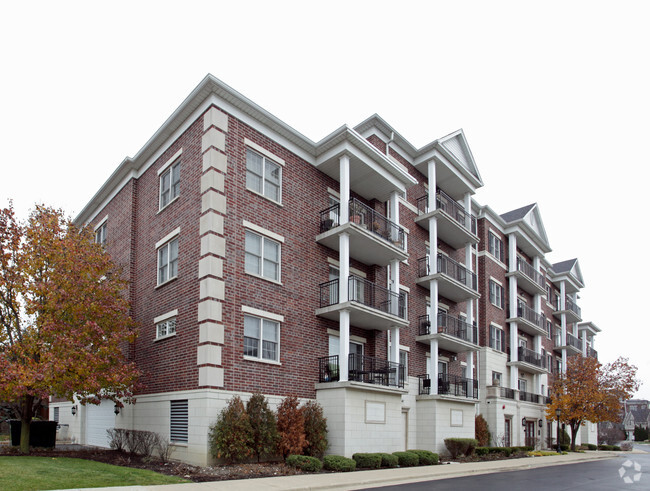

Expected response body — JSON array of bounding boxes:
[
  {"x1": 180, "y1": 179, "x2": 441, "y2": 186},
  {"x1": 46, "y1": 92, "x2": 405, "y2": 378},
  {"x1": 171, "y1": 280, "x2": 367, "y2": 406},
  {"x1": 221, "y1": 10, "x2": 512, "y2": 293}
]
[{"x1": 50, "y1": 75, "x2": 599, "y2": 464}]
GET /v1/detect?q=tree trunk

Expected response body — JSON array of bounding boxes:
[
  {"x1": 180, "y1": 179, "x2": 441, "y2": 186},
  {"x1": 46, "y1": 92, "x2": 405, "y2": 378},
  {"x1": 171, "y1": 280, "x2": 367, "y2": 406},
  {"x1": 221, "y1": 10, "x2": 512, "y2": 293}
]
[
  {"x1": 570, "y1": 422, "x2": 579, "y2": 452},
  {"x1": 19, "y1": 394, "x2": 34, "y2": 454}
]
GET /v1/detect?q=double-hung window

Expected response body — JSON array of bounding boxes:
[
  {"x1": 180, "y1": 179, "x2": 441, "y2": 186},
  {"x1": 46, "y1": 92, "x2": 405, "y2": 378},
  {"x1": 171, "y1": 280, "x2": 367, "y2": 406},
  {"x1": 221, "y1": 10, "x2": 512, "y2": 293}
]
[
  {"x1": 488, "y1": 232, "x2": 503, "y2": 262},
  {"x1": 158, "y1": 236, "x2": 179, "y2": 285},
  {"x1": 490, "y1": 325, "x2": 505, "y2": 352},
  {"x1": 95, "y1": 222, "x2": 107, "y2": 246},
  {"x1": 246, "y1": 148, "x2": 281, "y2": 203},
  {"x1": 244, "y1": 314, "x2": 279, "y2": 362},
  {"x1": 489, "y1": 280, "x2": 504, "y2": 308},
  {"x1": 245, "y1": 230, "x2": 280, "y2": 282},
  {"x1": 160, "y1": 160, "x2": 181, "y2": 209}
]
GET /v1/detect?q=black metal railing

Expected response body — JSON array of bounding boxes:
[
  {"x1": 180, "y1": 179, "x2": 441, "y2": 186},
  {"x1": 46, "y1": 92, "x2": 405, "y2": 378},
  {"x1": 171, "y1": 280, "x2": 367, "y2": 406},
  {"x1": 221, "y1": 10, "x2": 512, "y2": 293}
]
[
  {"x1": 519, "y1": 390, "x2": 540, "y2": 404},
  {"x1": 318, "y1": 276, "x2": 407, "y2": 320},
  {"x1": 417, "y1": 254, "x2": 478, "y2": 291},
  {"x1": 515, "y1": 300, "x2": 545, "y2": 330},
  {"x1": 565, "y1": 296, "x2": 581, "y2": 318},
  {"x1": 416, "y1": 190, "x2": 477, "y2": 234},
  {"x1": 518, "y1": 346, "x2": 546, "y2": 369},
  {"x1": 349, "y1": 354, "x2": 405, "y2": 387},
  {"x1": 418, "y1": 313, "x2": 477, "y2": 344},
  {"x1": 500, "y1": 387, "x2": 515, "y2": 399},
  {"x1": 318, "y1": 199, "x2": 406, "y2": 249},
  {"x1": 587, "y1": 346, "x2": 598, "y2": 359},
  {"x1": 566, "y1": 332, "x2": 582, "y2": 350},
  {"x1": 418, "y1": 374, "x2": 478, "y2": 399},
  {"x1": 318, "y1": 355, "x2": 340, "y2": 383},
  {"x1": 516, "y1": 257, "x2": 545, "y2": 289}
]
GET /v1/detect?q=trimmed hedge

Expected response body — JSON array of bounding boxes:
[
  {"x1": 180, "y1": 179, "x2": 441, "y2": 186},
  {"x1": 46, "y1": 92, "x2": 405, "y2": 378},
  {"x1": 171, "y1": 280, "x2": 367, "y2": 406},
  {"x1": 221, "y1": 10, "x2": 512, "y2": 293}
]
[
  {"x1": 393, "y1": 451, "x2": 419, "y2": 467},
  {"x1": 286, "y1": 454, "x2": 323, "y2": 472},
  {"x1": 407, "y1": 449, "x2": 439, "y2": 465},
  {"x1": 379, "y1": 452, "x2": 399, "y2": 468},
  {"x1": 323, "y1": 455, "x2": 356, "y2": 472},
  {"x1": 475, "y1": 446, "x2": 489, "y2": 455},
  {"x1": 352, "y1": 453, "x2": 382, "y2": 469},
  {"x1": 598, "y1": 444, "x2": 621, "y2": 451},
  {"x1": 444, "y1": 438, "x2": 479, "y2": 458}
]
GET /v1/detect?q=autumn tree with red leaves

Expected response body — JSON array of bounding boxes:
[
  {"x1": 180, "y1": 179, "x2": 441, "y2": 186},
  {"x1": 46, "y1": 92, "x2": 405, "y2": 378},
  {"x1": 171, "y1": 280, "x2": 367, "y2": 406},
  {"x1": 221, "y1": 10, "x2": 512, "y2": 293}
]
[
  {"x1": 0, "y1": 203, "x2": 140, "y2": 454},
  {"x1": 546, "y1": 355, "x2": 640, "y2": 451}
]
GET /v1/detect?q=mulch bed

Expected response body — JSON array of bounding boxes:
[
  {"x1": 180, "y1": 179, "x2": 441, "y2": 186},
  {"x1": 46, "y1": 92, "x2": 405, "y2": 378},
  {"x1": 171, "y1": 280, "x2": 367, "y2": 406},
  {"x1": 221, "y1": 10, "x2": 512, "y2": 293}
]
[{"x1": 0, "y1": 446, "x2": 303, "y2": 482}]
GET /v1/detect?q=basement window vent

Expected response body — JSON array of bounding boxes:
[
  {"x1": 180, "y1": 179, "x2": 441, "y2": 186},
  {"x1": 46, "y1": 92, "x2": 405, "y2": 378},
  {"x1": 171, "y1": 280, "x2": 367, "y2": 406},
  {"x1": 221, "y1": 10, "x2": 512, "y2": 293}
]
[{"x1": 170, "y1": 400, "x2": 188, "y2": 443}]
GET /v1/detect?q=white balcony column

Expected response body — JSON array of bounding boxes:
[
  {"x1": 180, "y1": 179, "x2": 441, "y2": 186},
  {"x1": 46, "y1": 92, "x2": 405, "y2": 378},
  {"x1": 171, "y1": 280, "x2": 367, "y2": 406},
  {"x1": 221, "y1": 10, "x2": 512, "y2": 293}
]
[
  {"x1": 464, "y1": 192, "x2": 474, "y2": 345},
  {"x1": 429, "y1": 218, "x2": 438, "y2": 274},
  {"x1": 533, "y1": 256, "x2": 542, "y2": 313},
  {"x1": 510, "y1": 323, "x2": 519, "y2": 390},
  {"x1": 463, "y1": 192, "x2": 472, "y2": 232},
  {"x1": 429, "y1": 280, "x2": 439, "y2": 331},
  {"x1": 560, "y1": 281, "x2": 567, "y2": 373},
  {"x1": 508, "y1": 233, "x2": 518, "y2": 389},
  {"x1": 427, "y1": 160, "x2": 436, "y2": 212},
  {"x1": 430, "y1": 339, "x2": 439, "y2": 395},
  {"x1": 339, "y1": 155, "x2": 350, "y2": 224},
  {"x1": 581, "y1": 333, "x2": 587, "y2": 357},
  {"x1": 467, "y1": 352, "x2": 474, "y2": 383},
  {"x1": 534, "y1": 335, "x2": 542, "y2": 394},
  {"x1": 339, "y1": 309, "x2": 350, "y2": 382},
  {"x1": 389, "y1": 257, "x2": 400, "y2": 364}
]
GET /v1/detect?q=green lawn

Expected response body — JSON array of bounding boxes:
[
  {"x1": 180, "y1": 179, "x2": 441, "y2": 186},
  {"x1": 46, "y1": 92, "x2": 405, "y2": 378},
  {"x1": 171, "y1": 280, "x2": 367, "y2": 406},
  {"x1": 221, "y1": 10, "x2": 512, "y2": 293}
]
[{"x1": 0, "y1": 456, "x2": 189, "y2": 491}]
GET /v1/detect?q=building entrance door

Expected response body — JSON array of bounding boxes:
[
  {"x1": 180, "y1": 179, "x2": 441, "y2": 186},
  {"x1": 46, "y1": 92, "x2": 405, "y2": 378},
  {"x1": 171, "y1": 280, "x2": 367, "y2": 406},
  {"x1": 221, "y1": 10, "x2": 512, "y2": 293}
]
[{"x1": 525, "y1": 420, "x2": 536, "y2": 448}]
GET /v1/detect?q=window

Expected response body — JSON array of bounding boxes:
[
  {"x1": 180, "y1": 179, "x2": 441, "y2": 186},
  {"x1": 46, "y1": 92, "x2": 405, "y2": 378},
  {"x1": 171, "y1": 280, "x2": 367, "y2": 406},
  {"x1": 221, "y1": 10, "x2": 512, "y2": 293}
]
[
  {"x1": 170, "y1": 400, "x2": 188, "y2": 443},
  {"x1": 160, "y1": 160, "x2": 181, "y2": 209},
  {"x1": 244, "y1": 315, "x2": 279, "y2": 362},
  {"x1": 156, "y1": 317, "x2": 176, "y2": 338},
  {"x1": 246, "y1": 148, "x2": 281, "y2": 202},
  {"x1": 546, "y1": 319, "x2": 552, "y2": 339},
  {"x1": 518, "y1": 379, "x2": 527, "y2": 392},
  {"x1": 490, "y1": 325, "x2": 505, "y2": 352},
  {"x1": 438, "y1": 361, "x2": 448, "y2": 376},
  {"x1": 488, "y1": 232, "x2": 504, "y2": 262},
  {"x1": 519, "y1": 338, "x2": 527, "y2": 349},
  {"x1": 489, "y1": 280, "x2": 504, "y2": 308},
  {"x1": 492, "y1": 371, "x2": 502, "y2": 385},
  {"x1": 400, "y1": 349, "x2": 408, "y2": 378},
  {"x1": 245, "y1": 230, "x2": 280, "y2": 281},
  {"x1": 158, "y1": 237, "x2": 179, "y2": 284},
  {"x1": 53, "y1": 407, "x2": 60, "y2": 422},
  {"x1": 95, "y1": 222, "x2": 107, "y2": 246},
  {"x1": 546, "y1": 284, "x2": 552, "y2": 302}
]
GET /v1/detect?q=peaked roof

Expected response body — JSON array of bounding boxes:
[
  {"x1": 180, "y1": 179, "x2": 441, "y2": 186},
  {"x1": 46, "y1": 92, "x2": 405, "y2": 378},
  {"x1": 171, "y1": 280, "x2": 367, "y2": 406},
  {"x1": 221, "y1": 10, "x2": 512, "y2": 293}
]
[
  {"x1": 436, "y1": 129, "x2": 483, "y2": 183},
  {"x1": 550, "y1": 258, "x2": 585, "y2": 290},
  {"x1": 500, "y1": 203, "x2": 551, "y2": 255}
]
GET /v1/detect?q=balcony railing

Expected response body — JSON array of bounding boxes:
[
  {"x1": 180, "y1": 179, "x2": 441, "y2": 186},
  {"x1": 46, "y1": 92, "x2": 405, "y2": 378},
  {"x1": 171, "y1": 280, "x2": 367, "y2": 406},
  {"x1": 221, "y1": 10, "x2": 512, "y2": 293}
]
[
  {"x1": 319, "y1": 354, "x2": 404, "y2": 388},
  {"x1": 587, "y1": 346, "x2": 598, "y2": 359},
  {"x1": 319, "y1": 199, "x2": 405, "y2": 249},
  {"x1": 518, "y1": 346, "x2": 547, "y2": 369},
  {"x1": 516, "y1": 300, "x2": 545, "y2": 330},
  {"x1": 416, "y1": 190, "x2": 477, "y2": 234},
  {"x1": 418, "y1": 374, "x2": 479, "y2": 398},
  {"x1": 499, "y1": 387, "x2": 515, "y2": 399},
  {"x1": 554, "y1": 332, "x2": 582, "y2": 350},
  {"x1": 418, "y1": 313, "x2": 477, "y2": 344},
  {"x1": 318, "y1": 276, "x2": 407, "y2": 319},
  {"x1": 564, "y1": 296, "x2": 581, "y2": 318},
  {"x1": 417, "y1": 254, "x2": 478, "y2": 291},
  {"x1": 516, "y1": 257, "x2": 545, "y2": 289},
  {"x1": 519, "y1": 390, "x2": 541, "y2": 404}
]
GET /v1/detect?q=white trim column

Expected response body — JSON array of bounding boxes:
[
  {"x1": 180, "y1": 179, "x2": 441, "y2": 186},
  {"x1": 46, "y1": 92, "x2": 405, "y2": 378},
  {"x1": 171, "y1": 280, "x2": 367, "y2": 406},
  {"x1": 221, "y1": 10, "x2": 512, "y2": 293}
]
[
  {"x1": 430, "y1": 339, "x2": 439, "y2": 395},
  {"x1": 427, "y1": 160, "x2": 436, "y2": 211},
  {"x1": 560, "y1": 281, "x2": 567, "y2": 374},
  {"x1": 340, "y1": 155, "x2": 350, "y2": 224},
  {"x1": 508, "y1": 233, "x2": 519, "y2": 390}
]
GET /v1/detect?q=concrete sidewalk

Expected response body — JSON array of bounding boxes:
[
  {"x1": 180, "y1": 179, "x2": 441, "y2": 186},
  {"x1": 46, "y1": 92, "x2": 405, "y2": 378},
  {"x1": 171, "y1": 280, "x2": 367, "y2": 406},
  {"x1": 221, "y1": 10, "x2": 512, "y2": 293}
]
[{"x1": 67, "y1": 450, "x2": 630, "y2": 491}]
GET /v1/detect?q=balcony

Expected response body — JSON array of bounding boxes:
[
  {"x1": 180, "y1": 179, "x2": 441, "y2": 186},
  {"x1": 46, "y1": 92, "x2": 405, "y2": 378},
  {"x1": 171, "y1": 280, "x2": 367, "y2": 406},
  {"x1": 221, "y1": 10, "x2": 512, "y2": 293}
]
[
  {"x1": 416, "y1": 313, "x2": 478, "y2": 352},
  {"x1": 507, "y1": 257, "x2": 546, "y2": 296},
  {"x1": 508, "y1": 346, "x2": 547, "y2": 374},
  {"x1": 318, "y1": 354, "x2": 405, "y2": 388},
  {"x1": 508, "y1": 300, "x2": 547, "y2": 337},
  {"x1": 418, "y1": 374, "x2": 478, "y2": 399},
  {"x1": 316, "y1": 276, "x2": 409, "y2": 331},
  {"x1": 553, "y1": 331, "x2": 583, "y2": 355},
  {"x1": 414, "y1": 190, "x2": 478, "y2": 249},
  {"x1": 519, "y1": 390, "x2": 542, "y2": 404},
  {"x1": 553, "y1": 295, "x2": 582, "y2": 323},
  {"x1": 587, "y1": 346, "x2": 598, "y2": 359},
  {"x1": 316, "y1": 198, "x2": 408, "y2": 266},
  {"x1": 416, "y1": 254, "x2": 479, "y2": 302}
]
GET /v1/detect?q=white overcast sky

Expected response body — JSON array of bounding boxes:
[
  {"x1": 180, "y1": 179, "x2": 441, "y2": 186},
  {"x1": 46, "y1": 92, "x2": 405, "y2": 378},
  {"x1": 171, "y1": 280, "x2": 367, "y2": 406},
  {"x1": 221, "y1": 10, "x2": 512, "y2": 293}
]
[{"x1": 2, "y1": 1, "x2": 649, "y2": 398}]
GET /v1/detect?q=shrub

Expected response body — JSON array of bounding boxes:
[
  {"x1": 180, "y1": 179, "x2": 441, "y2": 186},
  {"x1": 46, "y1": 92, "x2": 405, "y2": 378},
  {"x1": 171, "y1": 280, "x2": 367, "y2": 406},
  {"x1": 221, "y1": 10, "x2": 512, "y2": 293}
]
[
  {"x1": 302, "y1": 400, "x2": 328, "y2": 458},
  {"x1": 352, "y1": 453, "x2": 382, "y2": 469},
  {"x1": 475, "y1": 414, "x2": 490, "y2": 446},
  {"x1": 208, "y1": 395, "x2": 253, "y2": 463},
  {"x1": 408, "y1": 449, "x2": 439, "y2": 465},
  {"x1": 107, "y1": 428, "x2": 128, "y2": 452},
  {"x1": 276, "y1": 395, "x2": 307, "y2": 460},
  {"x1": 634, "y1": 425, "x2": 649, "y2": 442},
  {"x1": 286, "y1": 454, "x2": 323, "y2": 472},
  {"x1": 587, "y1": 444, "x2": 598, "y2": 450},
  {"x1": 444, "y1": 438, "x2": 478, "y2": 458},
  {"x1": 393, "y1": 451, "x2": 419, "y2": 467},
  {"x1": 107, "y1": 428, "x2": 169, "y2": 460},
  {"x1": 379, "y1": 452, "x2": 399, "y2": 468},
  {"x1": 323, "y1": 455, "x2": 356, "y2": 472},
  {"x1": 560, "y1": 428, "x2": 571, "y2": 446},
  {"x1": 246, "y1": 392, "x2": 277, "y2": 462},
  {"x1": 475, "y1": 447, "x2": 489, "y2": 456},
  {"x1": 598, "y1": 423, "x2": 625, "y2": 445}
]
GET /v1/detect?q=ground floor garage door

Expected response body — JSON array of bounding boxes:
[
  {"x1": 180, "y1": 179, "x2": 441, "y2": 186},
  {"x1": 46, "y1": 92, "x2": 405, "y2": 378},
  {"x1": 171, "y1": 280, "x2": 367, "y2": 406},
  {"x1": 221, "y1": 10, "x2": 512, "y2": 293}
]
[{"x1": 86, "y1": 400, "x2": 115, "y2": 447}]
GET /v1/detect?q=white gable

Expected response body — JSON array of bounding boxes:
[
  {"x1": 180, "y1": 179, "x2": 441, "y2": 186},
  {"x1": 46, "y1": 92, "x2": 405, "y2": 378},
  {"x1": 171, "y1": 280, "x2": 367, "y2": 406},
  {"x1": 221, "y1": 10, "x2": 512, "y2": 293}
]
[{"x1": 441, "y1": 135, "x2": 472, "y2": 173}]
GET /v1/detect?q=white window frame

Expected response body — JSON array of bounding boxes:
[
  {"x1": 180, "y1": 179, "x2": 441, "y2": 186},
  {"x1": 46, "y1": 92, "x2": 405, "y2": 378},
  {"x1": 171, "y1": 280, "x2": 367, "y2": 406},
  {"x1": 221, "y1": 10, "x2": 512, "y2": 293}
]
[
  {"x1": 154, "y1": 309, "x2": 178, "y2": 340},
  {"x1": 488, "y1": 231, "x2": 503, "y2": 262},
  {"x1": 244, "y1": 229, "x2": 281, "y2": 283},
  {"x1": 94, "y1": 215, "x2": 108, "y2": 246},
  {"x1": 490, "y1": 324, "x2": 504, "y2": 352},
  {"x1": 156, "y1": 229, "x2": 180, "y2": 286},
  {"x1": 159, "y1": 156, "x2": 181, "y2": 210},
  {"x1": 243, "y1": 313, "x2": 280, "y2": 364},
  {"x1": 489, "y1": 279, "x2": 504, "y2": 309},
  {"x1": 245, "y1": 144, "x2": 283, "y2": 204}
]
